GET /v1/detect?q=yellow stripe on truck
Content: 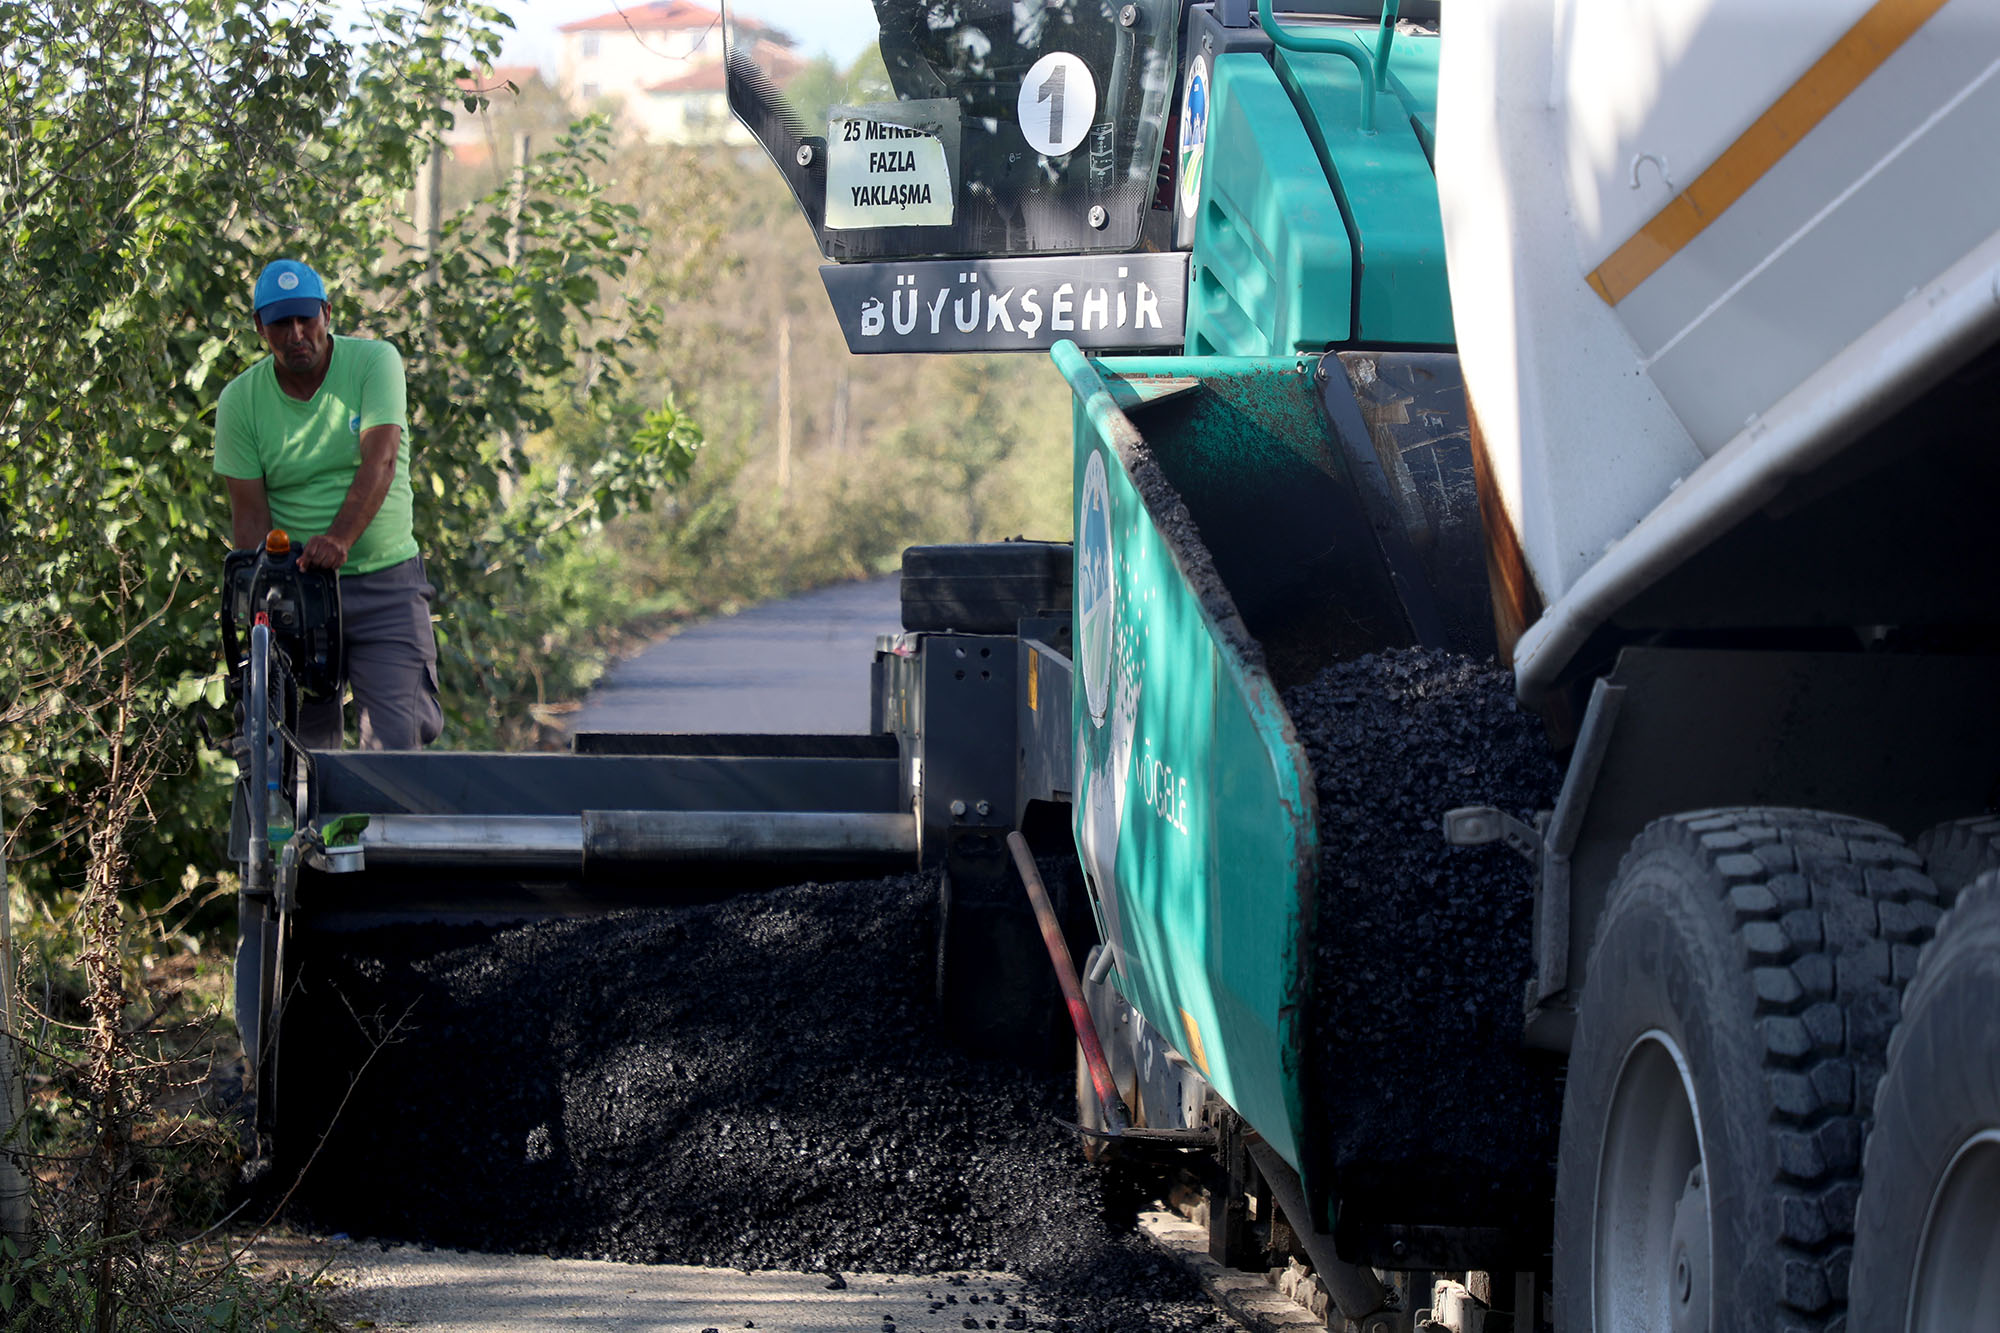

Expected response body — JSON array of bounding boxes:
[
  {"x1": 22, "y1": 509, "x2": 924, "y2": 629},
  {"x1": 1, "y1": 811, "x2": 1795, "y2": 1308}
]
[{"x1": 1587, "y1": 0, "x2": 1952, "y2": 305}]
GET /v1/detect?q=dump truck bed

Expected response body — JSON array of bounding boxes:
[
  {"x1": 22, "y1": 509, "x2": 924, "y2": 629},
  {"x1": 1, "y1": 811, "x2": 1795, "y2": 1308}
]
[{"x1": 1439, "y1": 0, "x2": 2000, "y2": 699}]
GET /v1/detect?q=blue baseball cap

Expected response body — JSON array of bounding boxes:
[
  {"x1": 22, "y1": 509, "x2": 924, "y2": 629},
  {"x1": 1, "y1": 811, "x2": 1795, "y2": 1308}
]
[{"x1": 253, "y1": 259, "x2": 328, "y2": 323}]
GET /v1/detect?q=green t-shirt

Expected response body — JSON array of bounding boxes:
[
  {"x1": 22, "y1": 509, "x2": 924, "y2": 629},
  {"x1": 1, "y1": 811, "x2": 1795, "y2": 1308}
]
[{"x1": 213, "y1": 335, "x2": 416, "y2": 575}]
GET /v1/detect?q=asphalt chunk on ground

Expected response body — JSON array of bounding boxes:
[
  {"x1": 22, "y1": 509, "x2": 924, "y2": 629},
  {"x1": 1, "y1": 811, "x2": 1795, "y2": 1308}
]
[
  {"x1": 1286, "y1": 648, "x2": 1565, "y2": 1257},
  {"x1": 277, "y1": 873, "x2": 1221, "y2": 1333}
]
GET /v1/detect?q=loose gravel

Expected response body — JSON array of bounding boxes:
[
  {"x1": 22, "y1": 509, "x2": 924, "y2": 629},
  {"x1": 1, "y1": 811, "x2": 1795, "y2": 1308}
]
[
  {"x1": 1286, "y1": 648, "x2": 1564, "y2": 1260},
  {"x1": 279, "y1": 873, "x2": 1220, "y2": 1333}
]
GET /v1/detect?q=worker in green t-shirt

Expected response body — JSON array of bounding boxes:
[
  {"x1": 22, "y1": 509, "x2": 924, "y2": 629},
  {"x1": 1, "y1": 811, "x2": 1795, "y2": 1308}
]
[{"x1": 215, "y1": 258, "x2": 443, "y2": 750}]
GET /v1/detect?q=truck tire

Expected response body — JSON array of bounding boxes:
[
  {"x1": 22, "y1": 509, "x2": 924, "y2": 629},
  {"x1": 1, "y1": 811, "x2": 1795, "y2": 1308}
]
[
  {"x1": 1914, "y1": 815, "x2": 2000, "y2": 904},
  {"x1": 1553, "y1": 809, "x2": 1939, "y2": 1333},
  {"x1": 1849, "y1": 871, "x2": 2000, "y2": 1330}
]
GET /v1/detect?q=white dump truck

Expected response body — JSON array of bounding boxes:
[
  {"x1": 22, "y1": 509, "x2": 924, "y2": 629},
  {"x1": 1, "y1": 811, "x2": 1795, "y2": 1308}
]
[{"x1": 1439, "y1": 2, "x2": 2000, "y2": 1327}]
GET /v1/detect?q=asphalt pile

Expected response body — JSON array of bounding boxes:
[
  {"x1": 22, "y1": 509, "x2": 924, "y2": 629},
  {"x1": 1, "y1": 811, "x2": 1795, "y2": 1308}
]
[
  {"x1": 279, "y1": 873, "x2": 1220, "y2": 1333},
  {"x1": 1285, "y1": 648, "x2": 1564, "y2": 1255}
]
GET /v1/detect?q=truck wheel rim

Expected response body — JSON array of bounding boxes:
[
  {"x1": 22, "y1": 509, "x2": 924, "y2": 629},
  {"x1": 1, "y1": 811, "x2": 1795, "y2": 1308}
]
[
  {"x1": 1595, "y1": 1030, "x2": 1710, "y2": 1333},
  {"x1": 1909, "y1": 1128, "x2": 2000, "y2": 1332}
]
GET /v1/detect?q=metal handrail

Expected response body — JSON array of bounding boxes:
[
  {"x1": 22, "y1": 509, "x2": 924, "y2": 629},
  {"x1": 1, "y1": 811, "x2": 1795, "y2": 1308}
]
[
  {"x1": 1373, "y1": 0, "x2": 1403, "y2": 92},
  {"x1": 1254, "y1": 0, "x2": 1384, "y2": 134}
]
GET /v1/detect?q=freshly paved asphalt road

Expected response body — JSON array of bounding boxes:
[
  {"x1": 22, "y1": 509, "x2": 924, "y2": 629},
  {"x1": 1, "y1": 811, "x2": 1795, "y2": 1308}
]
[{"x1": 569, "y1": 576, "x2": 904, "y2": 737}]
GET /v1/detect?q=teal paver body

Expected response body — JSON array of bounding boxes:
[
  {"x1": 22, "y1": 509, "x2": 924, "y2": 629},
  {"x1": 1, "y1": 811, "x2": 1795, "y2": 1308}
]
[
  {"x1": 1184, "y1": 32, "x2": 1450, "y2": 354},
  {"x1": 1060, "y1": 25, "x2": 1454, "y2": 1191},
  {"x1": 1275, "y1": 39, "x2": 1452, "y2": 344},
  {"x1": 1186, "y1": 53, "x2": 1353, "y2": 356},
  {"x1": 1061, "y1": 344, "x2": 1324, "y2": 1178}
]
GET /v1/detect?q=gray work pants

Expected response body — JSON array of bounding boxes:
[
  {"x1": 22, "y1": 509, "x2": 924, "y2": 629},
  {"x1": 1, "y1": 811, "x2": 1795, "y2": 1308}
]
[{"x1": 299, "y1": 555, "x2": 443, "y2": 750}]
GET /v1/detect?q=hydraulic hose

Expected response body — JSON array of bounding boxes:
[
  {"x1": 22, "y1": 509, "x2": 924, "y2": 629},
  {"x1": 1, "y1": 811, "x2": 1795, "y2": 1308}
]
[{"x1": 1005, "y1": 831, "x2": 1128, "y2": 1135}]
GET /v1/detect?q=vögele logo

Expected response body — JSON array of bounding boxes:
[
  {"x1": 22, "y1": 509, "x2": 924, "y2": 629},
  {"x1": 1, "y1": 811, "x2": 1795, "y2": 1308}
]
[{"x1": 1178, "y1": 57, "x2": 1209, "y2": 220}]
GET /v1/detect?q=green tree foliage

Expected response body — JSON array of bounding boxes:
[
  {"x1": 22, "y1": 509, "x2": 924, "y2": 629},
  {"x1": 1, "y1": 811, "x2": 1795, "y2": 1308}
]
[{"x1": 0, "y1": 0, "x2": 697, "y2": 906}]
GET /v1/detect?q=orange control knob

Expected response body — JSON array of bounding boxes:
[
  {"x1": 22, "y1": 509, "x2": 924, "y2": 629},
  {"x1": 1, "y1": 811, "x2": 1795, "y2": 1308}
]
[{"x1": 265, "y1": 529, "x2": 291, "y2": 555}]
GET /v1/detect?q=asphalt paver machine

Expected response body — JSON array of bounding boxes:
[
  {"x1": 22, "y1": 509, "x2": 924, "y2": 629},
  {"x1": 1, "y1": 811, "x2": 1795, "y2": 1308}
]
[{"x1": 236, "y1": 1, "x2": 2000, "y2": 1327}]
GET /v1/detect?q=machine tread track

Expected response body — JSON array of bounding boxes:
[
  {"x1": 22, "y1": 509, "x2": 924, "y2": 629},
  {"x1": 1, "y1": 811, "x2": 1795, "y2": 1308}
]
[{"x1": 1576, "y1": 808, "x2": 1940, "y2": 1329}]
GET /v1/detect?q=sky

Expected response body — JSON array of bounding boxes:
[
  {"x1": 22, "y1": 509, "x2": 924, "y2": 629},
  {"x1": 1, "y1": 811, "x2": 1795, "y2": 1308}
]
[{"x1": 330, "y1": 0, "x2": 877, "y2": 74}]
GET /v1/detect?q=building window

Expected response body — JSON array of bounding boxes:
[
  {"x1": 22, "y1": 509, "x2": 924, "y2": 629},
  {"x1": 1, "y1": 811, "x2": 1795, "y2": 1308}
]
[
  {"x1": 580, "y1": 32, "x2": 599, "y2": 58},
  {"x1": 580, "y1": 82, "x2": 599, "y2": 102}
]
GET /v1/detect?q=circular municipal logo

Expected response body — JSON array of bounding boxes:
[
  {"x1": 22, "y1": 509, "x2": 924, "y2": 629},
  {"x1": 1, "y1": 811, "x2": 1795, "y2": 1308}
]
[
  {"x1": 1078, "y1": 450, "x2": 1114, "y2": 727},
  {"x1": 1178, "y1": 56, "x2": 1209, "y2": 219},
  {"x1": 277, "y1": 271, "x2": 300, "y2": 290},
  {"x1": 1018, "y1": 51, "x2": 1097, "y2": 158}
]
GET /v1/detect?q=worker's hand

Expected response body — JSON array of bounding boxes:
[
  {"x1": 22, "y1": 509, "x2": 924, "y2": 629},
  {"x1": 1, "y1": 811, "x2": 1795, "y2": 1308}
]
[{"x1": 298, "y1": 533, "x2": 350, "y2": 571}]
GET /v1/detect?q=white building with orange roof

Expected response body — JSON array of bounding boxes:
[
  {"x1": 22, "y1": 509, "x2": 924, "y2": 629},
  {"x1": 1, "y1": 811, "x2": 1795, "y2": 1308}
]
[{"x1": 557, "y1": 0, "x2": 797, "y2": 143}]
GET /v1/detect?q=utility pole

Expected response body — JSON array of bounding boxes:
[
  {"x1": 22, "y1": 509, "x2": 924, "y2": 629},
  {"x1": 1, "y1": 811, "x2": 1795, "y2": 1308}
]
[
  {"x1": 414, "y1": 140, "x2": 443, "y2": 338},
  {"x1": 831, "y1": 373, "x2": 850, "y2": 453},
  {"x1": 415, "y1": 0, "x2": 445, "y2": 340},
  {"x1": 776, "y1": 313, "x2": 793, "y2": 491},
  {"x1": 0, "y1": 800, "x2": 30, "y2": 1247},
  {"x1": 507, "y1": 131, "x2": 531, "y2": 271},
  {"x1": 501, "y1": 131, "x2": 532, "y2": 508}
]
